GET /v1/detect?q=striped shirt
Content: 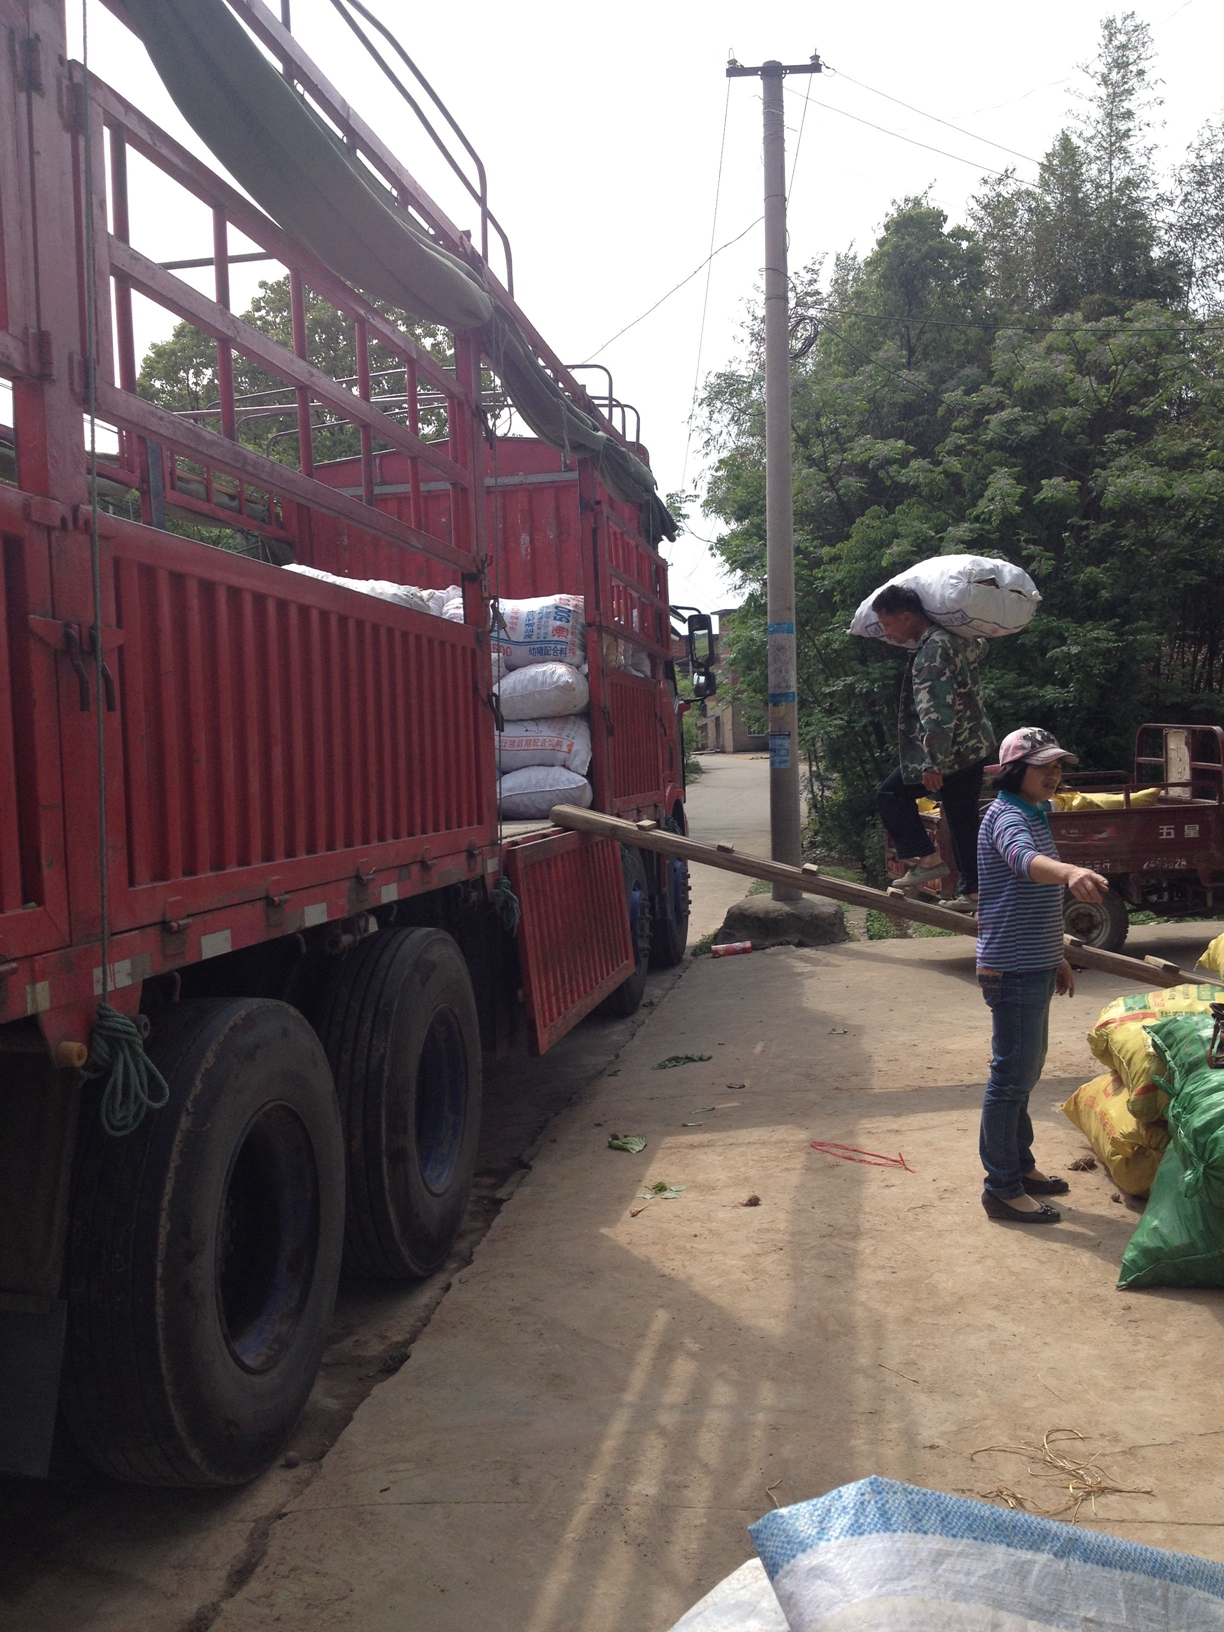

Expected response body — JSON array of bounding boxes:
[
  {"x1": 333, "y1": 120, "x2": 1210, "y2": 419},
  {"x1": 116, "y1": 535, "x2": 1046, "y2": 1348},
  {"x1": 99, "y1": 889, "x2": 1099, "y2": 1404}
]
[{"x1": 976, "y1": 791, "x2": 1065, "y2": 972}]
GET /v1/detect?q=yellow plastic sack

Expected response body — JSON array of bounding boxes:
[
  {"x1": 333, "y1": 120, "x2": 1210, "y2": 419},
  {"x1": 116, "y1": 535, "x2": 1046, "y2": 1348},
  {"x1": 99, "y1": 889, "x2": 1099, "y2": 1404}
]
[
  {"x1": 1050, "y1": 787, "x2": 1161, "y2": 812},
  {"x1": 1087, "y1": 985, "x2": 1220, "y2": 1121},
  {"x1": 1202, "y1": 932, "x2": 1224, "y2": 980},
  {"x1": 916, "y1": 797, "x2": 937, "y2": 813},
  {"x1": 1062, "y1": 1073, "x2": 1170, "y2": 1197}
]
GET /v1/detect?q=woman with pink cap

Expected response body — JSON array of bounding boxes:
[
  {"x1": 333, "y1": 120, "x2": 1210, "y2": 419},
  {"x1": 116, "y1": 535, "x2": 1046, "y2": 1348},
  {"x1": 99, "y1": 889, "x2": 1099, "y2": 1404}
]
[{"x1": 976, "y1": 728, "x2": 1109, "y2": 1224}]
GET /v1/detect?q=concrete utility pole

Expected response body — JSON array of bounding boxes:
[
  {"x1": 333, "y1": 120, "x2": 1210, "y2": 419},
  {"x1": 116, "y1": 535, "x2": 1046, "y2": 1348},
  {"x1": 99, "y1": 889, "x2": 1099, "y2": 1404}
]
[{"x1": 727, "y1": 52, "x2": 820, "y2": 901}]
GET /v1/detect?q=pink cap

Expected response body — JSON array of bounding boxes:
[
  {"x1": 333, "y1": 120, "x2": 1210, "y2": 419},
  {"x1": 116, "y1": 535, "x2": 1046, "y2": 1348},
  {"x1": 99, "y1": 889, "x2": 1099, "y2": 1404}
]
[{"x1": 986, "y1": 726, "x2": 1078, "y2": 776}]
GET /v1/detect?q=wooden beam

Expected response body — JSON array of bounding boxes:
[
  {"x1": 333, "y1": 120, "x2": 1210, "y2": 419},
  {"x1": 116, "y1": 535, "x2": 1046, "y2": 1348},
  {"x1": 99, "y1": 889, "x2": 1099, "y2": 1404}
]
[{"x1": 548, "y1": 804, "x2": 1220, "y2": 991}]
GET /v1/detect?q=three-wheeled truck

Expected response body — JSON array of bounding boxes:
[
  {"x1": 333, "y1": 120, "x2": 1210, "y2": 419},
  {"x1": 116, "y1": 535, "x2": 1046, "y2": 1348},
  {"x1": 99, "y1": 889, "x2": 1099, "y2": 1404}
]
[
  {"x1": 902, "y1": 724, "x2": 1224, "y2": 952},
  {"x1": 0, "y1": 0, "x2": 694, "y2": 1484}
]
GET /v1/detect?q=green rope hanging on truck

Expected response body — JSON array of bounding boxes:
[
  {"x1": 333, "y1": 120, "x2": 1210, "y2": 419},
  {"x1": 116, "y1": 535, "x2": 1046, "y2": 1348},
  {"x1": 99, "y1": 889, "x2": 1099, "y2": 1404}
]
[{"x1": 84, "y1": 1003, "x2": 170, "y2": 1137}]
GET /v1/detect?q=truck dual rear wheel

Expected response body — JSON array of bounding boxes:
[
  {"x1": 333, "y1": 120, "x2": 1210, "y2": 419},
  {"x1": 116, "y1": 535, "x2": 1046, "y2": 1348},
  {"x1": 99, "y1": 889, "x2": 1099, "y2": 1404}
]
[
  {"x1": 649, "y1": 818, "x2": 691, "y2": 968},
  {"x1": 598, "y1": 846, "x2": 653, "y2": 1017},
  {"x1": 316, "y1": 929, "x2": 482, "y2": 1280},
  {"x1": 1063, "y1": 886, "x2": 1130, "y2": 953},
  {"x1": 63, "y1": 999, "x2": 344, "y2": 1487}
]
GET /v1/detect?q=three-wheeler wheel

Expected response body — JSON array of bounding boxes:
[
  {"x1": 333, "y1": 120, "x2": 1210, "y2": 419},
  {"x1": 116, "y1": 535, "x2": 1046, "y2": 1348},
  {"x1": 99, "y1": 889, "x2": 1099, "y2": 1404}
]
[
  {"x1": 1063, "y1": 885, "x2": 1130, "y2": 953},
  {"x1": 598, "y1": 846, "x2": 654, "y2": 1017},
  {"x1": 316, "y1": 928, "x2": 482, "y2": 1280},
  {"x1": 62, "y1": 998, "x2": 345, "y2": 1487}
]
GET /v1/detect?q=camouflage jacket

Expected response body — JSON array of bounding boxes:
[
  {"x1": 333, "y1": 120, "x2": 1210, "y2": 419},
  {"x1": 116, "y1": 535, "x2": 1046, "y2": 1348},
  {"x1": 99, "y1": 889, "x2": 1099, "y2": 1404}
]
[{"x1": 898, "y1": 625, "x2": 995, "y2": 781}]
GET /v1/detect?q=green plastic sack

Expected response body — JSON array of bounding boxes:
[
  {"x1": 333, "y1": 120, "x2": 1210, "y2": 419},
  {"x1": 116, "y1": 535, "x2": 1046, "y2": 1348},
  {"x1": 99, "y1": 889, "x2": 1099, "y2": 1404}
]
[{"x1": 1118, "y1": 1012, "x2": 1224, "y2": 1288}]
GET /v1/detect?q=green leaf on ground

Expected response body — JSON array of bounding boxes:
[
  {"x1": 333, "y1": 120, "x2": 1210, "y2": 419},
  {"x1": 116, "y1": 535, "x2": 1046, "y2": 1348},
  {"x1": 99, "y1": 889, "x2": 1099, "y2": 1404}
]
[
  {"x1": 653, "y1": 1053, "x2": 713, "y2": 1069},
  {"x1": 608, "y1": 1134, "x2": 647, "y2": 1153}
]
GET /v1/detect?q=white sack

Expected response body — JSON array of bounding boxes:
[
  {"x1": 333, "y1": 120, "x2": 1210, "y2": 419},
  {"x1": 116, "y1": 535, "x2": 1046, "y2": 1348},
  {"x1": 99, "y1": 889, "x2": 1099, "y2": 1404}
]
[
  {"x1": 602, "y1": 633, "x2": 652, "y2": 678},
  {"x1": 498, "y1": 766, "x2": 592, "y2": 820},
  {"x1": 493, "y1": 594, "x2": 585, "y2": 669},
  {"x1": 497, "y1": 717, "x2": 592, "y2": 776},
  {"x1": 849, "y1": 554, "x2": 1041, "y2": 647},
  {"x1": 496, "y1": 661, "x2": 589, "y2": 720},
  {"x1": 284, "y1": 563, "x2": 437, "y2": 618},
  {"x1": 490, "y1": 649, "x2": 506, "y2": 685}
]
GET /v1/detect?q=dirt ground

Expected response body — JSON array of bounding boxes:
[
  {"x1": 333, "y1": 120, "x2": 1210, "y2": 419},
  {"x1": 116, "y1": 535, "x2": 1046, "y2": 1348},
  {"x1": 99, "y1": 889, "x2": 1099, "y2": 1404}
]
[
  {"x1": 3, "y1": 792, "x2": 1223, "y2": 1630},
  {"x1": 192, "y1": 921, "x2": 1223, "y2": 1631}
]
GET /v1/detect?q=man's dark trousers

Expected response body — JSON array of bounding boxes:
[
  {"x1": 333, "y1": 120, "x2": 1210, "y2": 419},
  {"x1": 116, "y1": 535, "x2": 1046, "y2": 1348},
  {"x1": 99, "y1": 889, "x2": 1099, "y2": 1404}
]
[{"x1": 877, "y1": 760, "x2": 987, "y2": 895}]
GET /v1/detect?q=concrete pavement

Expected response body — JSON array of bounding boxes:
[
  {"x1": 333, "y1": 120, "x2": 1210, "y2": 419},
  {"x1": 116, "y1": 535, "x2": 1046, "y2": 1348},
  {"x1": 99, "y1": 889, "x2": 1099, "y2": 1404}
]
[
  {"x1": 206, "y1": 921, "x2": 1224, "y2": 1632},
  {"x1": 682, "y1": 754, "x2": 770, "y2": 943}
]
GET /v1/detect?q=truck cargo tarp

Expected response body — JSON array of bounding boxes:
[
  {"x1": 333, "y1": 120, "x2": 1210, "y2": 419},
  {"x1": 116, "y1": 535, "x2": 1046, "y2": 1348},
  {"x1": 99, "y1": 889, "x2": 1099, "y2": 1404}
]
[
  {"x1": 119, "y1": 0, "x2": 677, "y2": 544},
  {"x1": 120, "y1": 0, "x2": 493, "y2": 330}
]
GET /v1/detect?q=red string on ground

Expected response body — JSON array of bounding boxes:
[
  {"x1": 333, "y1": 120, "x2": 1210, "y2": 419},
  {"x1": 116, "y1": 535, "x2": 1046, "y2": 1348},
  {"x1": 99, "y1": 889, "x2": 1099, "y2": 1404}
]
[{"x1": 809, "y1": 1141, "x2": 915, "y2": 1172}]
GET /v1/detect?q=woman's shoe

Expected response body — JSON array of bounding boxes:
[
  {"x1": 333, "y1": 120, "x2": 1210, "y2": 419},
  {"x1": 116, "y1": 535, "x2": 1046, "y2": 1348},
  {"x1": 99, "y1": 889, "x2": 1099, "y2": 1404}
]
[
  {"x1": 1023, "y1": 1173, "x2": 1070, "y2": 1195},
  {"x1": 981, "y1": 1190, "x2": 1060, "y2": 1224},
  {"x1": 941, "y1": 895, "x2": 978, "y2": 914}
]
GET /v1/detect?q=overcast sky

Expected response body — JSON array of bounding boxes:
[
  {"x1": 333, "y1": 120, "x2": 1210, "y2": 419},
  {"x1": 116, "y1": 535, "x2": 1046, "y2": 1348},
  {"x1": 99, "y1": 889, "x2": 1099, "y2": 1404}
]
[{"x1": 70, "y1": 0, "x2": 1219, "y2": 617}]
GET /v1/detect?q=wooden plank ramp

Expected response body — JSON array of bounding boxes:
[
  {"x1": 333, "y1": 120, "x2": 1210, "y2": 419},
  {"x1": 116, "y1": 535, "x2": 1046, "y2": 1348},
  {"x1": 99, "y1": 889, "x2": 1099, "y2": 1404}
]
[{"x1": 549, "y1": 804, "x2": 1219, "y2": 992}]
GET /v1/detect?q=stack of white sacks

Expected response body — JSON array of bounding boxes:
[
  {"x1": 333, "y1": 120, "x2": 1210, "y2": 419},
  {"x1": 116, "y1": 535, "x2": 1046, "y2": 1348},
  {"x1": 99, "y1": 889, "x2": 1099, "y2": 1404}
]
[
  {"x1": 283, "y1": 570, "x2": 650, "y2": 822},
  {"x1": 493, "y1": 595, "x2": 593, "y2": 820}
]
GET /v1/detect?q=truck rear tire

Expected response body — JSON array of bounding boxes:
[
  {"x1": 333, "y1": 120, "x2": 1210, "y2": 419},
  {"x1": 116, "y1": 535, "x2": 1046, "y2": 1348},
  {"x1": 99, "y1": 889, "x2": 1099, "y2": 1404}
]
[
  {"x1": 1063, "y1": 886, "x2": 1130, "y2": 953},
  {"x1": 598, "y1": 846, "x2": 653, "y2": 1017},
  {"x1": 62, "y1": 998, "x2": 344, "y2": 1487},
  {"x1": 316, "y1": 929, "x2": 482, "y2": 1280},
  {"x1": 649, "y1": 816, "x2": 690, "y2": 968}
]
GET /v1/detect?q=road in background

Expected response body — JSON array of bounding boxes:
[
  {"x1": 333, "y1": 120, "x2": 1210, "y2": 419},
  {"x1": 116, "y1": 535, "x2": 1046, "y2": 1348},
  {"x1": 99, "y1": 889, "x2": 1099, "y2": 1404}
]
[{"x1": 682, "y1": 754, "x2": 770, "y2": 943}]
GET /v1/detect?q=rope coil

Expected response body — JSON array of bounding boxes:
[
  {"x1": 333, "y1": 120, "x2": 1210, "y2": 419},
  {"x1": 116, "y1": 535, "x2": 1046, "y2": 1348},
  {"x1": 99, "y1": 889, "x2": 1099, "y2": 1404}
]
[
  {"x1": 491, "y1": 875, "x2": 521, "y2": 934},
  {"x1": 84, "y1": 1003, "x2": 170, "y2": 1138}
]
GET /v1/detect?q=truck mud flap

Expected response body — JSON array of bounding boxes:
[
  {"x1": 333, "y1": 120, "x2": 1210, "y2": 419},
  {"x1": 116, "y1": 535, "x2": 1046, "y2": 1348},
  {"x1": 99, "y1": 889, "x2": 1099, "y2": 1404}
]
[{"x1": 503, "y1": 831, "x2": 634, "y2": 1054}]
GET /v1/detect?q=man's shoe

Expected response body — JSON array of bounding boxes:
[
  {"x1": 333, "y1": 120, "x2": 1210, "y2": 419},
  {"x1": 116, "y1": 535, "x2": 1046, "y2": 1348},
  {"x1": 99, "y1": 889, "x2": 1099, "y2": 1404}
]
[
  {"x1": 941, "y1": 895, "x2": 978, "y2": 914},
  {"x1": 893, "y1": 860, "x2": 949, "y2": 892}
]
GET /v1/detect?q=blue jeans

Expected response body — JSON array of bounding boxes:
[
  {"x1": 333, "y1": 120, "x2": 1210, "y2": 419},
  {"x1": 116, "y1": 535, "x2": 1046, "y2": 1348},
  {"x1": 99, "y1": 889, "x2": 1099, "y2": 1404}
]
[{"x1": 978, "y1": 968, "x2": 1057, "y2": 1200}]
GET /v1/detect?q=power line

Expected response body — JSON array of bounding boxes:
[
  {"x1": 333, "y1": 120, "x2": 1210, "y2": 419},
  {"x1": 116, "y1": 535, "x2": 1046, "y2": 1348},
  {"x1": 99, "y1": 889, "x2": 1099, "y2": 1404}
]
[
  {"x1": 824, "y1": 65, "x2": 1043, "y2": 168},
  {"x1": 579, "y1": 215, "x2": 763, "y2": 361},
  {"x1": 682, "y1": 78, "x2": 733, "y2": 489},
  {"x1": 803, "y1": 95, "x2": 1042, "y2": 186}
]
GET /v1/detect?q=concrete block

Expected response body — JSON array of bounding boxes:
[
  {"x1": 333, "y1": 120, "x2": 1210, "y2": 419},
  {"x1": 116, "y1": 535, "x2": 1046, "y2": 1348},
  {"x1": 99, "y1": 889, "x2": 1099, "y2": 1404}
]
[{"x1": 713, "y1": 893, "x2": 847, "y2": 949}]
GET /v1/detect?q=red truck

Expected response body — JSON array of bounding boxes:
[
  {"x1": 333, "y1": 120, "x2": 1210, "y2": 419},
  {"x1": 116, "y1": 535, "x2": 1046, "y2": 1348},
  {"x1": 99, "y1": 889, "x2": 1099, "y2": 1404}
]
[
  {"x1": 901, "y1": 725, "x2": 1224, "y2": 951},
  {"x1": 0, "y1": 0, "x2": 693, "y2": 1484}
]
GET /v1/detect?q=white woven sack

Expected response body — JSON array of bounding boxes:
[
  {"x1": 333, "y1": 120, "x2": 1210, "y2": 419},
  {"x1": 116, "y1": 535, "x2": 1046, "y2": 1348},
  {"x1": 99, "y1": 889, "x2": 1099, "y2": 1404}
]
[
  {"x1": 497, "y1": 717, "x2": 592, "y2": 776},
  {"x1": 496, "y1": 661, "x2": 589, "y2": 720},
  {"x1": 493, "y1": 594, "x2": 585, "y2": 669},
  {"x1": 498, "y1": 766, "x2": 592, "y2": 820},
  {"x1": 849, "y1": 554, "x2": 1041, "y2": 647},
  {"x1": 284, "y1": 563, "x2": 436, "y2": 616}
]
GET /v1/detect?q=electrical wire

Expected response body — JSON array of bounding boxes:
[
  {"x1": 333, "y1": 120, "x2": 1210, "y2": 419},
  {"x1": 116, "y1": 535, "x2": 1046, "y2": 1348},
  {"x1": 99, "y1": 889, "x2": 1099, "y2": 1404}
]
[
  {"x1": 579, "y1": 215, "x2": 763, "y2": 362},
  {"x1": 681, "y1": 78, "x2": 732, "y2": 489},
  {"x1": 802, "y1": 95, "x2": 1042, "y2": 186},
  {"x1": 824, "y1": 64, "x2": 1043, "y2": 168}
]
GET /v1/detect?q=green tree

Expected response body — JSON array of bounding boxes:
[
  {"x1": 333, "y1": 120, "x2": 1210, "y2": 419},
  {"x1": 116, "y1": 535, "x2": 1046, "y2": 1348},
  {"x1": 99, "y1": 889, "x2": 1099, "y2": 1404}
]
[{"x1": 970, "y1": 13, "x2": 1180, "y2": 318}]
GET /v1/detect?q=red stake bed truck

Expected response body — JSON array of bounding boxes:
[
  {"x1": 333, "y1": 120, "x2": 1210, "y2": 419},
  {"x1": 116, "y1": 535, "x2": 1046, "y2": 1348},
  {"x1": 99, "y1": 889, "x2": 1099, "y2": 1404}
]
[{"x1": 0, "y1": 0, "x2": 691, "y2": 1483}]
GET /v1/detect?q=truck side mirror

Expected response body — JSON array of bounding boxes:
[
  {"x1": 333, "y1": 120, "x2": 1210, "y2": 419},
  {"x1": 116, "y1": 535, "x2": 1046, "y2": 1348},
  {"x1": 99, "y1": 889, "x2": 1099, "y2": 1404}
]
[{"x1": 687, "y1": 614, "x2": 718, "y2": 699}]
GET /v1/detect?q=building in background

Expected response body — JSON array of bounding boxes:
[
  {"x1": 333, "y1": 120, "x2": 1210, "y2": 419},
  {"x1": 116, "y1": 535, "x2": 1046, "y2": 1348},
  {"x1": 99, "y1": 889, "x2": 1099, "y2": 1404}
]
[{"x1": 693, "y1": 609, "x2": 768, "y2": 754}]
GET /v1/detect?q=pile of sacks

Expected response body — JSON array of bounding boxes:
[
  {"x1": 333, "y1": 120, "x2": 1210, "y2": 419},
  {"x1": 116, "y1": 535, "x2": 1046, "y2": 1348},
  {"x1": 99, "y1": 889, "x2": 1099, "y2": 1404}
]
[
  {"x1": 1060, "y1": 931, "x2": 1224, "y2": 1288},
  {"x1": 493, "y1": 594, "x2": 593, "y2": 820},
  {"x1": 284, "y1": 562, "x2": 465, "y2": 622},
  {"x1": 1062, "y1": 982, "x2": 1219, "y2": 1197}
]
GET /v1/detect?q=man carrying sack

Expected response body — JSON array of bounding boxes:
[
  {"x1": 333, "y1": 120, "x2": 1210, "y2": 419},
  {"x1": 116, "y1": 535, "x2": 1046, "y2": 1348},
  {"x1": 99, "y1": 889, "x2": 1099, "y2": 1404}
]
[{"x1": 871, "y1": 584, "x2": 996, "y2": 911}]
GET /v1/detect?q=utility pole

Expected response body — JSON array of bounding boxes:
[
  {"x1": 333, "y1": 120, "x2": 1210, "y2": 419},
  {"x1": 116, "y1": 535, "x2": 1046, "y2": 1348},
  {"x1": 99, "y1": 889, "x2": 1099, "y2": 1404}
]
[{"x1": 727, "y1": 51, "x2": 820, "y2": 900}]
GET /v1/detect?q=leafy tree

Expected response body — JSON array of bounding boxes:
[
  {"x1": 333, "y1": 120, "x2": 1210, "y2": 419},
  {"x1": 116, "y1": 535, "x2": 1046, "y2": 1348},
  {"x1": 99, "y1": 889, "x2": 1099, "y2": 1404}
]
[
  {"x1": 698, "y1": 16, "x2": 1224, "y2": 860},
  {"x1": 970, "y1": 13, "x2": 1180, "y2": 318}
]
